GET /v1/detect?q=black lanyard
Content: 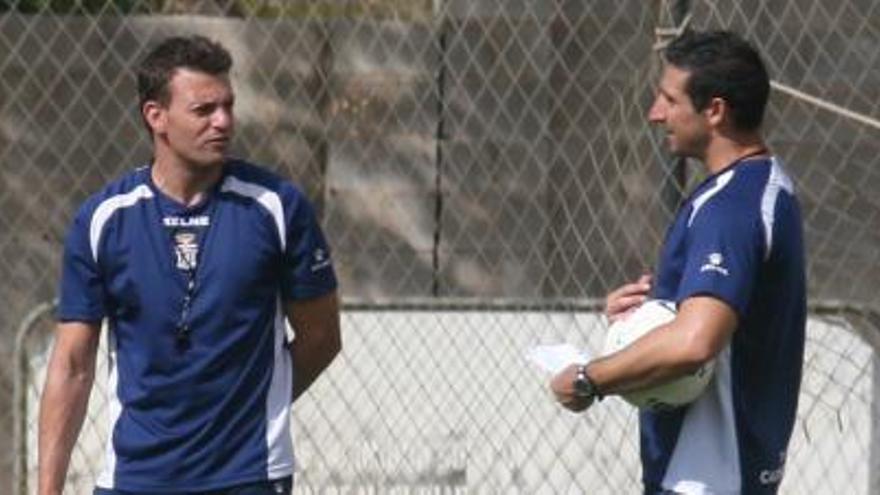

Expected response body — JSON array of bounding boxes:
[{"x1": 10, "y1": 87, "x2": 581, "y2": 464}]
[
  {"x1": 154, "y1": 189, "x2": 219, "y2": 349},
  {"x1": 172, "y1": 233, "x2": 199, "y2": 347}
]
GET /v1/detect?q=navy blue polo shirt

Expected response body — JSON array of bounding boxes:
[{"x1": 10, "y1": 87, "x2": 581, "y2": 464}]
[
  {"x1": 643, "y1": 156, "x2": 806, "y2": 494},
  {"x1": 58, "y1": 160, "x2": 337, "y2": 491}
]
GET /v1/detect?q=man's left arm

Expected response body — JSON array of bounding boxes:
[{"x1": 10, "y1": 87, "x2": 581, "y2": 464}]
[{"x1": 284, "y1": 291, "x2": 341, "y2": 402}]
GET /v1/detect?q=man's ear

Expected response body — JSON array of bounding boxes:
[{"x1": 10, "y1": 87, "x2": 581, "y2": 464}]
[
  {"x1": 705, "y1": 96, "x2": 728, "y2": 128},
  {"x1": 142, "y1": 100, "x2": 167, "y2": 135}
]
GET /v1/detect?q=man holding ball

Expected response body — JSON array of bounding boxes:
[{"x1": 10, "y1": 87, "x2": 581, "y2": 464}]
[{"x1": 551, "y1": 30, "x2": 806, "y2": 495}]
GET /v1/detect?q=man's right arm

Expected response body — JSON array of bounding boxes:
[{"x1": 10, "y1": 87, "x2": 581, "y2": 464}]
[{"x1": 38, "y1": 320, "x2": 101, "y2": 495}]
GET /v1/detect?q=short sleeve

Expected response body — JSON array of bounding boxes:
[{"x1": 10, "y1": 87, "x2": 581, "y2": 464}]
[
  {"x1": 57, "y1": 209, "x2": 107, "y2": 322},
  {"x1": 676, "y1": 203, "x2": 762, "y2": 317},
  {"x1": 280, "y1": 194, "x2": 338, "y2": 301}
]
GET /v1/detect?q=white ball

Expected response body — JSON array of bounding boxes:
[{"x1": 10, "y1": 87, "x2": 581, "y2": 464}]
[{"x1": 603, "y1": 299, "x2": 715, "y2": 410}]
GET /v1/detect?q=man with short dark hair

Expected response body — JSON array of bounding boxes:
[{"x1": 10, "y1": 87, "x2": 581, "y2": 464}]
[
  {"x1": 551, "y1": 30, "x2": 806, "y2": 494},
  {"x1": 38, "y1": 35, "x2": 341, "y2": 494}
]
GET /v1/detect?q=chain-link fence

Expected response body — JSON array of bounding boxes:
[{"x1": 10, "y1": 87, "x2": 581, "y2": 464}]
[
  {"x1": 2, "y1": 0, "x2": 880, "y2": 493},
  {"x1": 13, "y1": 302, "x2": 880, "y2": 494}
]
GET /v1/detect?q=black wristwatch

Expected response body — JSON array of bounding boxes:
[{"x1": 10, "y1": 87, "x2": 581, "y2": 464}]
[{"x1": 573, "y1": 364, "x2": 601, "y2": 401}]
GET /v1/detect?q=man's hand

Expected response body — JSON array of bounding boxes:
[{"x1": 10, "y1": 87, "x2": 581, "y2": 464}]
[
  {"x1": 285, "y1": 291, "x2": 341, "y2": 402},
  {"x1": 550, "y1": 364, "x2": 594, "y2": 412},
  {"x1": 605, "y1": 273, "x2": 652, "y2": 323}
]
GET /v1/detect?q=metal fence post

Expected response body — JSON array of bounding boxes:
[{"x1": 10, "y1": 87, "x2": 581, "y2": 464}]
[
  {"x1": 13, "y1": 301, "x2": 56, "y2": 495},
  {"x1": 810, "y1": 300, "x2": 880, "y2": 495}
]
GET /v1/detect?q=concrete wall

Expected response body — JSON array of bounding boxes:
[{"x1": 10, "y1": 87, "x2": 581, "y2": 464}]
[
  {"x1": 20, "y1": 313, "x2": 878, "y2": 494},
  {"x1": 0, "y1": 3, "x2": 660, "y2": 330}
]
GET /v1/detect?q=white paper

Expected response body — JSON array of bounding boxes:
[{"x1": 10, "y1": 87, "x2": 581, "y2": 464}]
[{"x1": 526, "y1": 343, "x2": 590, "y2": 374}]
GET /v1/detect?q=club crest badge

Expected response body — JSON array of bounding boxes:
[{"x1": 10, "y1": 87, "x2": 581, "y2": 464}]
[{"x1": 174, "y1": 231, "x2": 199, "y2": 270}]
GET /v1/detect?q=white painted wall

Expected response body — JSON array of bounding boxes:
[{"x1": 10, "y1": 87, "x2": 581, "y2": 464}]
[{"x1": 25, "y1": 313, "x2": 875, "y2": 494}]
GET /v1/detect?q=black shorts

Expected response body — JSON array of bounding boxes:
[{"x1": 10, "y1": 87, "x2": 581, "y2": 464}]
[
  {"x1": 643, "y1": 482, "x2": 683, "y2": 495},
  {"x1": 93, "y1": 476, "x2": 293, "y2": 495}
]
